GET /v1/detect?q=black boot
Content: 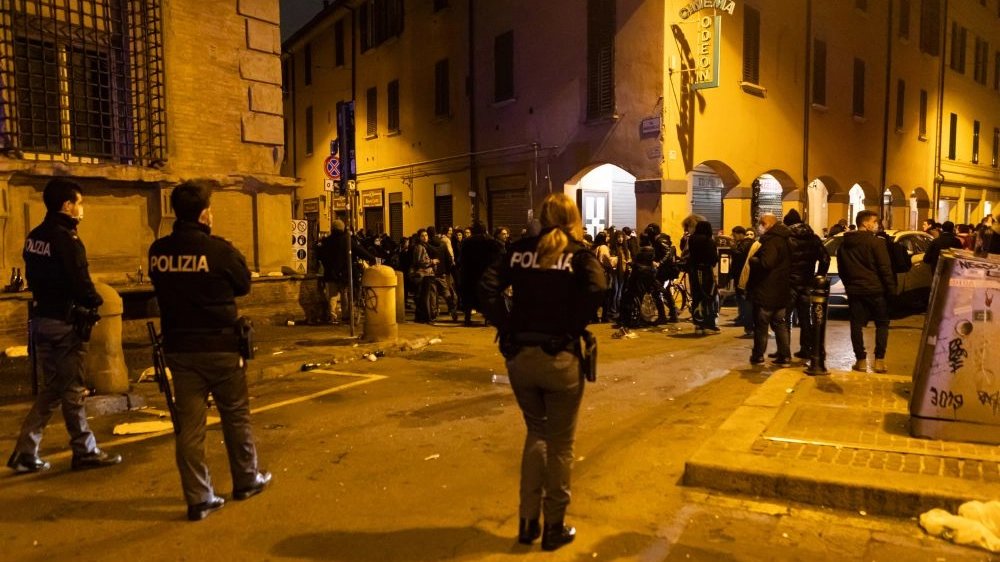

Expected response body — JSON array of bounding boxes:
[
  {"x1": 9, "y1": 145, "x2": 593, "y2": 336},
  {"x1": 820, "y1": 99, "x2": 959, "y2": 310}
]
[
  {"x1": 541, "y1": 522, "x2": 575, "y2": 551},
  {"x1": 518, "y1": 518, "x2": 541, "y2": 544}
]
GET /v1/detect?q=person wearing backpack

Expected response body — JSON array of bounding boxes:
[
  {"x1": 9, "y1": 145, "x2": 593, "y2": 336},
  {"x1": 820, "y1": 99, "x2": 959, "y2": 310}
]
[{"x1": 783, "y1": 210, "x2": 830, "y2": 359}]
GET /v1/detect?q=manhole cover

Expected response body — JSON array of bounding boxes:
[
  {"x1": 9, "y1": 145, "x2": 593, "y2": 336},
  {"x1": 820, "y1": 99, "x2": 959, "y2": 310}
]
[{"x1": 405, "y1": 350, "x2": 474, "y2": 362}]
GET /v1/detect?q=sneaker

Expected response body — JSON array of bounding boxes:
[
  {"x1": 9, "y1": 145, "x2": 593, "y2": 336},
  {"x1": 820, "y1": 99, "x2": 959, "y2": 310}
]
[
  {"x1": 852, "y1": 359, "x2": 868, "y2": 373},
  {"x1": 704, "y1": 327, "x2": 721, "y2": 335},
  {"x1": 873, "y1": 359, "x2": 888, "y2": 373},
  {"x1": 794, "y1": 350, "x2": 811, "y2": 359},
  {"x1": 7, "y1": 452, "x2": 50, "y2": 474},
  {"x1": 71, "y1": 448, "x2": 122, "y2": 471},
  {"x1": 767, "y1": 352, "x2": 779, "y2": 359},
  {"x1": 771, "y1": 357, "x2": 792, "y2": 368},
  {"x1": 749, "y1": 356, "x2": 765, "y2": 365}
]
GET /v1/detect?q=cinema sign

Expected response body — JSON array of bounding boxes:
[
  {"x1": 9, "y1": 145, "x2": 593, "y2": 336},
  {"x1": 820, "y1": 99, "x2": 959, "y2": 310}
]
[{"x1": 679, "y1": 0, "x2": 737, "y2": 91}]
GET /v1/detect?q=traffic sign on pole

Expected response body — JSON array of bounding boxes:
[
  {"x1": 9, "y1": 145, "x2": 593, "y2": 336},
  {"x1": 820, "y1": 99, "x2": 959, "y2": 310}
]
[{"x1": 324, "y1": 155, "x2": 341, "y2": 180}]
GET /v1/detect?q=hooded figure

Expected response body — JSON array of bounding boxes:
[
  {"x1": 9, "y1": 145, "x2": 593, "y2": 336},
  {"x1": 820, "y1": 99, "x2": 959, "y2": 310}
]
[{"x1": 782, "y1": 208, "x2": 830, "y2": 358}]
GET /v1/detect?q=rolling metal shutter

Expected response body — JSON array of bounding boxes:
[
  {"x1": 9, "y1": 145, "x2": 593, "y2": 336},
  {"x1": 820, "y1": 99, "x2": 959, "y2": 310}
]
[
  {"x1": 488, "y1": 188, "x2": 530, "y2": 235},
  {"x1": 610, "y1": 181, "x2": 636, "y2": 230},
  {"x1": 389, "y1": 192, "x2": 403, "y2": 241},
  {"x1": 692, "y1": 183, "x2": 723, "y2": 230}
]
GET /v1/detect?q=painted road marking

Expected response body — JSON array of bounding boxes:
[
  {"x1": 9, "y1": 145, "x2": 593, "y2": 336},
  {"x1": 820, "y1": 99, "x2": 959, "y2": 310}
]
[{"x1": 0, "y1": 370, "x2": 385, "y2": 472}]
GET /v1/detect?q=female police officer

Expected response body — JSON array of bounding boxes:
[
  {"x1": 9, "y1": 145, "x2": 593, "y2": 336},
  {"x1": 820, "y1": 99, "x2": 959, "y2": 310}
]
[{"x1": 479, "y1": 193, "x2": 606, "y2": 551}]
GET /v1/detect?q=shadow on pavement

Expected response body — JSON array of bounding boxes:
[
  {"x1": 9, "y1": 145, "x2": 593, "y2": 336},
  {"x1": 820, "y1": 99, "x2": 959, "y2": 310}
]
[{"x1": 271, "y1": 527, "x2": 512, "y2": 561}]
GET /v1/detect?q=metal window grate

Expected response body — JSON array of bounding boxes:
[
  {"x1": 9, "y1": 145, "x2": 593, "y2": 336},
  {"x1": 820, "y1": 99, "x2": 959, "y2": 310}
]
[{"x1": 0, "y1": 0, "x2": 166, "y2": 165}]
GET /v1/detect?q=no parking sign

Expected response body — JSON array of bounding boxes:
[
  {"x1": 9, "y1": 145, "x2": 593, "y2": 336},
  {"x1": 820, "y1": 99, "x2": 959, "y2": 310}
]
[{"x1": 292, "y1": 220, "x2": 308, "y2": 273}]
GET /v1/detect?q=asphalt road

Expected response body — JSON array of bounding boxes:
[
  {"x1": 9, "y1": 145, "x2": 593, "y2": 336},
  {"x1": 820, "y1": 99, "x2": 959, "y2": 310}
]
[{"x1": 0, "y1": 308, "x2": 986, "y2": 561}]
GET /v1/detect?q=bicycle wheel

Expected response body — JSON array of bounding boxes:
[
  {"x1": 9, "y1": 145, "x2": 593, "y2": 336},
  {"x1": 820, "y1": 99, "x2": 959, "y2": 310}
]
[{"x1": 670, "y1": 283, "x2": 688, "y2": 312}]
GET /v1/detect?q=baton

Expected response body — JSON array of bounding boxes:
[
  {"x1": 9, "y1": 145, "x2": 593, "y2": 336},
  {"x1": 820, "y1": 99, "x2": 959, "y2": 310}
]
[{"x1": 147, "y1": 322, "x2": 179, "y2": 434}]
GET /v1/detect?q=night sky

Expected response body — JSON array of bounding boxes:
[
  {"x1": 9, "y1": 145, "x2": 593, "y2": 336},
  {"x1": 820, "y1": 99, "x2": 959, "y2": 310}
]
[{"x1": 280, "y1": 0, "x2": 328, "y2": 42}]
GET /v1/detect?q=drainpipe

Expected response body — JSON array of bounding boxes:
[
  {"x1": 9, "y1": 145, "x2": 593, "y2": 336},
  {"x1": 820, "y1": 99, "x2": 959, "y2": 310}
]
[
  {"x1": 932, "y1": 0, "x2": 949, "y2": 222},
  {"x1": 468, "y1": 0, "x2": 480, "y2": 224},
  {"x1": 802, "y1": 0, "x2": 812, "y2": 223},
  {"x1": 290, "y1": 52, "x2": 297, "y2": 179},
  {"x1": 878, "y1": 0, "x2": 893, "y2": 225}
]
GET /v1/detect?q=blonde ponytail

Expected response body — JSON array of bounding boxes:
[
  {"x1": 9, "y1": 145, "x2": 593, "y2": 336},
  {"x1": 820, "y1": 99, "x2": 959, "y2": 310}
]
[{"x1": 535, "y1": 193, "x2": 583, "y2": 268}]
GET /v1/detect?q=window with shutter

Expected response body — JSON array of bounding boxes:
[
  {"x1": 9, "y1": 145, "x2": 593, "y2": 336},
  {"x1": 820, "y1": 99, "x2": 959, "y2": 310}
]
[
  {"x1": 494, "y1": 31, "x2": 514, "y2": 102},
  {"x1": 812, "y1": 39, "x2": 826, "y2": 105},
  {"x1": 743, "y1": 5, "x2": 760, "y2": 84},
  {"x1": 388, "y1": 80, "x2": 399, "y2": 133},
  {"x1": 366, "y1": 87, "x2": 377, "y2": 137},
  {"x1": 919, "y1": 0, "x2": 941, "y2": 56},
  {"x1": 896, "y1": 79, "x2": 905, "y2": 130},
  {"x1": 435, "y1": 59, "x2": 450, "y2": 116},
  {"x1": 586, "y1": 0, "x2": 615, "y2": 119}
]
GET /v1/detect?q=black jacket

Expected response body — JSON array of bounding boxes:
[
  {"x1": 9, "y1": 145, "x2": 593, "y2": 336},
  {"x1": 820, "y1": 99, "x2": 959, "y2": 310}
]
[
  {"x1": 478, "y1": 228, "x2": 606, "y2": 337},
  {"x1": 317, "y1": 230, "x2": 375, "y2": 283},
  {"x1": 730, "y1": 237, "x2": 753, "y2": 284},
  {"x1": 836, "y1": 230, "x2": 897, "y2": 296},
  {"x1": 748, "y1": 223, "x2": 792, "y2": 308},
  {"x1": 923, "y1": 232, "x2": 963, "y2": 269},
  {"x1": 148, "y1": 221, "x2": 252, "y2": 352},
  {"x1": 686, "y1": 233, "x2": 718, "y2": 272},
  {"x1": 24, "y1": 212, "x2": 103, "y2": 319},
  {"x1": 787, "y1": 223, "x2": 830, "y2": 290},
  {"x1": 459, "y1": 234, "x2": 500, "y2": 307}
]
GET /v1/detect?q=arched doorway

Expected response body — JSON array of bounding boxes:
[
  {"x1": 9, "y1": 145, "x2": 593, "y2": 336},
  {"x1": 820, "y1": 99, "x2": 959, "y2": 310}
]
[
  {"x1": 909, "y1": 187, "x2": 931, "y2": 229},
  {"x1": 848, "y1": 184, "x2": 866, "y2": 227},
  {"x1": 565, "y1": 163, "x2": 636, "y2": 238},
  {"x1": 752, "y1": 174, "x2": 784, "y2": 225}
]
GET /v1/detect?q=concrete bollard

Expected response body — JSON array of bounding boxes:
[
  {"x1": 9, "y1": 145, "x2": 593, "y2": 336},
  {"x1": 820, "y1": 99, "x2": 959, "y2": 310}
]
[
  {"x1": 84, "y1": 282, "x2": 130, "y2": 393},
  {"x1": 361, "y1": 265, "x2": 398, "y2": 342},
  {"x1": 395, "y1": 270, "x2": 405, "y2": 323},
  {"x1": 805, "y1": 275, "x2": 830, "y2": 376}
]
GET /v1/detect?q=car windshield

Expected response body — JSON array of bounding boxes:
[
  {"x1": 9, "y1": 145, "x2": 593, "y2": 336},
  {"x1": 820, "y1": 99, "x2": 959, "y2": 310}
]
[{"x1": 823, "y1": 231, "x2": 931, "y2": 258}]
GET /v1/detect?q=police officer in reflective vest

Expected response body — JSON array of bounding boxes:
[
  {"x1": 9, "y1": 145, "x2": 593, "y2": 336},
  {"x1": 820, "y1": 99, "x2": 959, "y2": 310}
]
[
  {"x1": 148, "y1": 180, "x2": 270, "y2": 521},
  {"x1": 479, "y1": 193, "x2": 606, "y2": 551},
  {"x1": 7, "y1": 178, "x2": 122, "y2": 474}
]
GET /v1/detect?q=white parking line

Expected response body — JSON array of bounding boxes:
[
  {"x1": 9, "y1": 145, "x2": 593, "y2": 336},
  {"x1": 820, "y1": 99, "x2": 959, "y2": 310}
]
[{"x1": 2, "y1": 370, "x2": 386, "y2": 472}]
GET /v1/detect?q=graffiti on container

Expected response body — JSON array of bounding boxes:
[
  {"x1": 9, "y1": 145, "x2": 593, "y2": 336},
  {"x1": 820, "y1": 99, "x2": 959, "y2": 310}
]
[
  {"x1": 930, "y1": 387, "x2": 964, "y2": 412},
  {"x1": 978, "y1": 390, "x2": 1000, "y2": 416},
  {"x1": 948, "y1": 337, "x2": 968, "y2": 374}
]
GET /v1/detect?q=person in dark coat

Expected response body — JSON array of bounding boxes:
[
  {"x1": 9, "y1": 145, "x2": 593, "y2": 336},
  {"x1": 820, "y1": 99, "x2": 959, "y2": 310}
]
[
  {"x1": 747, "y1": 213, "x2": 793, "y2": 366},
  {"x1": 458, "y1": 221, "x2": 499, "y2": 326},
  {"x1": 838, "y1": 210, "x2": 897, "y2": 374},
  {"x1": 783, "y1": 209, "x2": 831, "y2": 358},
  {"x1": 686, "y1": 220, "x2": 719, "y2": 334},
  {"x1": 729, "y1": 225, "x2": 754, "y2": 334},
  {"x1": 923, "y1": 220, "x2": 964, "y2": 270},
  {"x1": 316, "y1": 220, "x2": 375, "y2": 323}
]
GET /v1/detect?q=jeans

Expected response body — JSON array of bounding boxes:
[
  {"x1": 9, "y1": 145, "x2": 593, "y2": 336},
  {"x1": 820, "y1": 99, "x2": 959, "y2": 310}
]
[
  {"x1": 786, "y1": 288, "x2": 813, "y2": 353},
  {"x1": 847, "y1": 293, "x2": 890, "y2": 360},
  {"x1": 506, "y1": 346, "x2": 584, "y2": 523},
  {"x1": 13, "y1": 317, "x2": 97, "y2": 457},
  {"x1": 752, "y1": 303, "x2": 790, "y2": 360}
]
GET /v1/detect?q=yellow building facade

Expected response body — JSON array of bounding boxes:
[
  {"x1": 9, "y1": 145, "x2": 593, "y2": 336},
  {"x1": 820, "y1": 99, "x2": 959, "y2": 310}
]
[{"x1": 282, "y1": 0, "x2": 1000, "y2": 244}]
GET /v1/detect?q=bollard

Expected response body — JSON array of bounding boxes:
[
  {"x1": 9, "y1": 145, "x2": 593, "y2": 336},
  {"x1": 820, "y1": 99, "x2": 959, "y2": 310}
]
[
  {"x1": 361, "y1": 265, "x2": 398, "y2": 342},
  {"x1": 804, "y1": 275, "x2": 830, "y2": 376},
  {"x1": 83, "y1": 282, "x2": 130, "y2": 393}
]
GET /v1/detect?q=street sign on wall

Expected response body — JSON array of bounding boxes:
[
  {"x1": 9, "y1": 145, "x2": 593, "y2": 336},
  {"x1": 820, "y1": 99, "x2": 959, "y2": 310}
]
[{"x1": 292, "y1": 220, "x2": 308, "y2": 273}]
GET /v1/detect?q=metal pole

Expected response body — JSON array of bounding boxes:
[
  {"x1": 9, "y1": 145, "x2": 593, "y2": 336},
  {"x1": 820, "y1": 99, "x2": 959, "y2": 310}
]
[
  {"x1": 347, "y1": 180, "x2": 356, "y2": 338},
  {"x1": 805, "y1": 275, "x2": 830, "y2": 376}
]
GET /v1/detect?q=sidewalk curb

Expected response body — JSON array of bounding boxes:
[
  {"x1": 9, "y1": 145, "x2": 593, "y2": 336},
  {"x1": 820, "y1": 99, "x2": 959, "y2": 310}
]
[{"x1": 682, "y1": 368, "x2": 999, "y2": 518}]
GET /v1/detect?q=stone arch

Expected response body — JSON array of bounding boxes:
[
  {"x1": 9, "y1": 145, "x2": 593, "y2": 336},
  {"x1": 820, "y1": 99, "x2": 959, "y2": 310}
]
[
  {"x1": 564, "y1": 163, "x2": 637, "y2": 237},
  {"x1": 697, "y1": 160, "x2": 741, "y2": 194}
]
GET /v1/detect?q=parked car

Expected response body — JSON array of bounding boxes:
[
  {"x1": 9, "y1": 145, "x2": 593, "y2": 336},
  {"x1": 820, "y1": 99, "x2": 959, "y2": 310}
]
[{"x1": 823, "y1": 230, "x2": 934, "y2": 311}]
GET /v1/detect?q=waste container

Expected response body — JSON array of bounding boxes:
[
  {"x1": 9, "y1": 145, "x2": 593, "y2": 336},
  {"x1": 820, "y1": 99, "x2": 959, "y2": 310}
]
[
  {"x1": 361, "y1": 265, "x2": 398, "y2": 342},
  {"x1": 910, "y1": 249, "x2": 1000, "y2": 444}
]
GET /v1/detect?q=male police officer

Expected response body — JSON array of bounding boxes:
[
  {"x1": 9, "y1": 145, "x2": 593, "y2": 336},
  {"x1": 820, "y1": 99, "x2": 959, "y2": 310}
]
[
  {"x1": 149, "y1": 180, "x2": 270, "y2": 521},
  {"x1": 7, "y1": 179, "x2": 122, "y2": 474}
]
